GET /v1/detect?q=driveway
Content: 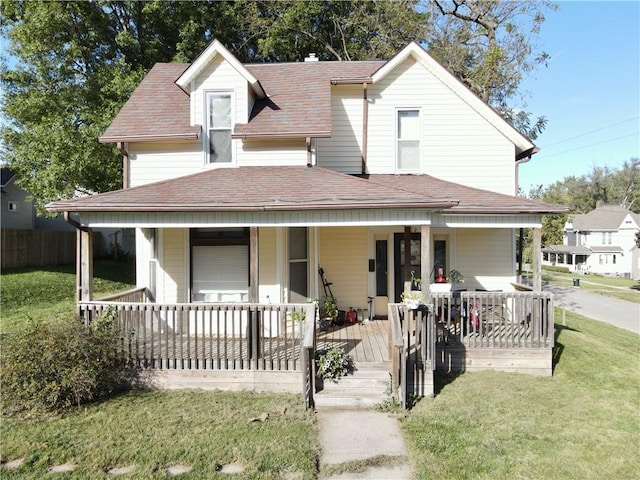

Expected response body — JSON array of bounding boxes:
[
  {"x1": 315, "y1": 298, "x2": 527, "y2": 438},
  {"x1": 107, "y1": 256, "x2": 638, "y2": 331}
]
[{"x1": 543, "y1": 284, "x2": 640, "y2": 334}]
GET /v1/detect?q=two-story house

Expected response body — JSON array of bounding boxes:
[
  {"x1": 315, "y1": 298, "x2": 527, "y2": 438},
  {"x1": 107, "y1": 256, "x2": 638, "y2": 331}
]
[
  {"x1": 543, "y1": 203, "x2": 640, "y2": 279},
  {"x1": 48, "y1": 41, "x2": 566, "y2": 405}
]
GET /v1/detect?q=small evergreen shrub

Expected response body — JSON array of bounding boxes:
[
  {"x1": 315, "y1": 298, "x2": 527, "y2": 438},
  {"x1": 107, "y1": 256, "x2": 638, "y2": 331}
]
[{"x1": 0, "y1": 316, "x2": 141, "y2": 416}]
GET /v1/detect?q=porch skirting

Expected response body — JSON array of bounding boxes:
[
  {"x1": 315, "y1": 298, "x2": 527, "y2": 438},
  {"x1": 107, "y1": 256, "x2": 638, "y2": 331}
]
[
  {"x1": 436, "y1": 346, "x2": 553, "y2": 376},
  {"x1": 146, "y1": 369, "x2": 302, "y2": 393}
]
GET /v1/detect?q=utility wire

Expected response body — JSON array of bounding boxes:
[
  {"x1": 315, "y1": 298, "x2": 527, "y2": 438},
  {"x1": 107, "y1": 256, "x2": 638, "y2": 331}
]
[
  {"x1": 540, "y1": 116, "x2": 640, "y2": 149},
  {"x1": 535, "y1": 132, "x2": 639, "y2": 159}
]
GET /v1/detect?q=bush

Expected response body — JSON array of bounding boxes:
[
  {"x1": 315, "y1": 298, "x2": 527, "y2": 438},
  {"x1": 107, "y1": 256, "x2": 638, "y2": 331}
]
[{"x1": 0, "y1": 316, "x2": 141, "y2": 416}]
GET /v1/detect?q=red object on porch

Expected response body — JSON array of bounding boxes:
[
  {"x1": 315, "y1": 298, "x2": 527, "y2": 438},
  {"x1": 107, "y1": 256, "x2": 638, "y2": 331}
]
[
  {"x1": 435, "y1": 267, "x2": 446, "y2": 283},
  {"x1": 346, "y1": 309, "x2": 357, "y2": 324}
]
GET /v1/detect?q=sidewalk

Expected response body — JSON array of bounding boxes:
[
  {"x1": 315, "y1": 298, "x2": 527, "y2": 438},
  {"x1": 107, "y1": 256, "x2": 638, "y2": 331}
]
[{"x1": 316, "y1": 408, "x2": 412, "y2": 479}]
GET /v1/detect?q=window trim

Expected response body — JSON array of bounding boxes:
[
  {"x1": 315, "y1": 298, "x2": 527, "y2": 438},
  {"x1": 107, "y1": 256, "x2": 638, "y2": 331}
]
[
  {"x1": 395, "y1": 107, "x2": 421, "y2": 173},
  {"x1": 204, "y1": 90, "x2": 234, "y2": 166}
]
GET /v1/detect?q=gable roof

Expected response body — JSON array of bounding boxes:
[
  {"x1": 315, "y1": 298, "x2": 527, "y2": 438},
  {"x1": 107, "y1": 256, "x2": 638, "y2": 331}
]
[
  {"x1": 100, "y1": 40, "x2": 536, "y2": 154},
  {"x1": 99, "y1": 63, "x2": 200, "y2": 143},
  {"x1": 372, "y1": 42, "x2": 535, "y2": 157},
  {"x1": 570, "y1": 204, "x2": 640, "y2": 230},
  {"x1": 175, "y1": 39, "x2": 265, "y2": 98},
  {"x1": 46, "y1": 167, "x2": 564, "y2": 216}
]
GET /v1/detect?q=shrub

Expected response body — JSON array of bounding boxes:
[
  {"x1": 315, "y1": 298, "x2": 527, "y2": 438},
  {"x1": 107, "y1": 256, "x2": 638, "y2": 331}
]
[{"x1": 0, "y1": 316, "x2": 141, "y2": 416}]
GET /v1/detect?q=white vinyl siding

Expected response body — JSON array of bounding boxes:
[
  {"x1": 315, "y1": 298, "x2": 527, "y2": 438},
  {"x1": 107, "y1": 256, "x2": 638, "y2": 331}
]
[
  {"x1": 160, "y1": 229, "x2": 187, "y2": 303},
  {"x1": 366, "y1": 57, "x2": 515, "y2": 194},
  {"x1": 238, "y1": 138, "x2": 307, "y2": 166},
  {"x1": 317, "y1": 85, "x2": 362, "y2": 172},
  {"x1": 455, "y1": 228, "x2": 514, "y2": 291},
  {"x1": 318, "y1": 227, "x2": 368, "y2": 309},
  {"x1": 258, "y1": 227, "x2": 280, "y2": 303},
  {"x1": 128, "y1": 141, "x2": 203, "y2": 187}
]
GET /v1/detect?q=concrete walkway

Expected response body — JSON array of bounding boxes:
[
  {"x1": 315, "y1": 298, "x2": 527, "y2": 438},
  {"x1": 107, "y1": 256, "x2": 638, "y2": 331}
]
[{"x1": 316, "y1": 409, "x2": 412, "y2": 479}]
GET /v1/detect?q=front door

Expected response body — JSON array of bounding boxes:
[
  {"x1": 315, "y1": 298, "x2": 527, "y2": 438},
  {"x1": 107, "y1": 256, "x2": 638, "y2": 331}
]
[{"x1": 393, "y1": 232, "x2": 421, "y2": 303}]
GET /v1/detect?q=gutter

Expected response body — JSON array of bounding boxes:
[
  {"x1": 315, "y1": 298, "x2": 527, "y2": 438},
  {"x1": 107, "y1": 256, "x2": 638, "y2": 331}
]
[
  {"x1": 99, "y1": 131, "x2": 201, "y2": 144},
  {"x1": 232, "y1": 131, "x2": 331, "y2": 140},
  {"x1": 48, "y1": 200, "x2": 459, "y2": 214},
  {"x1": 514, "y1": 146, "x2": 540, "y2": 195}
]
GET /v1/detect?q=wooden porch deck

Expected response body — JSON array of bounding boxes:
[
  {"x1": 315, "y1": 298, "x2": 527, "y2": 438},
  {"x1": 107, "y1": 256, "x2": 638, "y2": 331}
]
[{"x1": 316, "y1": 319, "x2": 390, "y2": 363}]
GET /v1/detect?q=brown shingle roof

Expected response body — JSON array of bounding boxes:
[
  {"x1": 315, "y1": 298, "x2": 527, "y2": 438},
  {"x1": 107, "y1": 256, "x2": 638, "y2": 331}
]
[
  {"x1": 100, "y1": 61, "x2": 383, "y2": 143},
  {"x1": 366, "y1": 174, "x2": 567, "y2": 214},
  {"x1": 237, "y1": 62, "x2": 383, "y2": 137},
  {"x1": 46, "y1": 166, "x2": 456, "y2": 213},
  {"x1": 99, "y1": 63, "x2": 199, "y2": 143},
  {"x1": 46, "y1": 167, "x2": 564, "y2": 215}
]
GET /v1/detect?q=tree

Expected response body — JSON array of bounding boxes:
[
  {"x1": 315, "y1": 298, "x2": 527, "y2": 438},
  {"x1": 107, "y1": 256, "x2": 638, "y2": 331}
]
[
  {"x1": 526, "y1": 158, "x2": 640, "y2": 246},
  {"x1": 424, "y1": 0, "x2": 556, "y2": 139},
  {"x1": 1, "y1": 1, "x2": 246, "y2": 212},
  {"x1": 2, "y1": 0, "x2": 555, "y2": 210}
]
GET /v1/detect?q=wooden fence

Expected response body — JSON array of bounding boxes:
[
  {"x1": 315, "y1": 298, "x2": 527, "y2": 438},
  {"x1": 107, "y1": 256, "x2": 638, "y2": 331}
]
[{"x1": 1, "y1": 229, "x2": 102, "y2": 269}]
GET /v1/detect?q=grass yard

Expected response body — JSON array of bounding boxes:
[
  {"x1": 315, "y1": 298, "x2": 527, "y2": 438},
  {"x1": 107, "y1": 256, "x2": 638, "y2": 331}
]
[
  {"x1": 403, "y1": 309, "x2": 640, "y2": 480},
  {"x1": 0, "y1": 391, "x2": 317, "y2": 479},
  {"x1": 0, "y1": 259, "x2": 134, "y2": 334},
  {"x1": 542, "y1": 268, "x2": 640, "y2": 304}
]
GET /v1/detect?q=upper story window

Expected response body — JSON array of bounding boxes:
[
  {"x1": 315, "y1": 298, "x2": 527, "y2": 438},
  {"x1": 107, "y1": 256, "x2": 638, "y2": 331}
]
[
  {"x1": 206, "y1": 92, "x2": 232, "y2": 164},
  {"x1": 601, "y1": 231, "x2": 612, "y2": 245},
  {"x1": 396, "y1": 109, "x2": 420, "y2": 171},
  {"x1": 7, "y1": 202, "x2": 18, "y2": 212}
]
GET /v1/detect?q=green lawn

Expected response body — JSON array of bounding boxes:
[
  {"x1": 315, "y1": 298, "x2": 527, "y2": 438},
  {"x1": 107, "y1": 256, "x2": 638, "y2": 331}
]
[
  {"x1": 403, "y1": 309, "x2": 640, "y2": 480},
  {"x1": 0, "y1": 259, "x2": 135, "y2": 334},
  {"x1": 0, "y1": 391, "x2": 316, "y2": 479},
  {"x1": 1, "y1": 265, "x2": 638, "y2": 479}
]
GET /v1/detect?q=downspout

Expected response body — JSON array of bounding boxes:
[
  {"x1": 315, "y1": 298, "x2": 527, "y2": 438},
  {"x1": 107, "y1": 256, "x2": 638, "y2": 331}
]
[
  {"x1": 306, "y1": 137, "x2": 312, "y2": 167},
  {"x1": 362, "y1": 82, "x2": 368, "y2": 174},
  {"x1": 117, "y1": 142, "x2": 130, "y2": 189}
]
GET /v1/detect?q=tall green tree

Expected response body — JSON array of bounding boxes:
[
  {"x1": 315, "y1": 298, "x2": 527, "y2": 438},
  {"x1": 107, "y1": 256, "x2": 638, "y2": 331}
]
[{"x1": 2, "y1": 0, "x2": 555, "y2": 210}]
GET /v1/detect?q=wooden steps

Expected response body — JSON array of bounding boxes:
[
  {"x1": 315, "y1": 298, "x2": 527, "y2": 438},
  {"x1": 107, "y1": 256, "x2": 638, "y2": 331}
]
[{"x1": 313, "y1": 361, "x2": 392, "y2": 409}]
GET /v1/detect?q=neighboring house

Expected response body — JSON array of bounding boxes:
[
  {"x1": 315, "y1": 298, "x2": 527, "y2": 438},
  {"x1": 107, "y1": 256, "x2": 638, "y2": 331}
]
[
  {"x1": 1, "y1": 168, "x2": 34, "y2": 230},
  {"x1": 543, "y1": 203, "x2": 640, "y2": 279},
  {"x1": 1, "y1": 167, "x2": 134, "y2": 267},
  {"x1": 47, "y1": 41, "x2": 566, "y2": 404}
]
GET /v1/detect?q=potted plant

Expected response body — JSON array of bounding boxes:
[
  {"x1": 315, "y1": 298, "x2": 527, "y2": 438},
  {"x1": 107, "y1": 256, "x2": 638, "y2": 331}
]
[
  {"x1": 315, "y1": 346, "x2": 355, "y2": 384},
  {"x1": 319, "y1": 295, "x2": 338, "y2": 322},
  {"x1": 401, "y1": 290, "x2": 426, "y2": 309}
]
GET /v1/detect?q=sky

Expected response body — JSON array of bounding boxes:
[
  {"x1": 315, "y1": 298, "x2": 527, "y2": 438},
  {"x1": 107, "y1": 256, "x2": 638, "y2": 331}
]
[{"x1": 516, "y1": 0, "x2": 640, "y2": 192}]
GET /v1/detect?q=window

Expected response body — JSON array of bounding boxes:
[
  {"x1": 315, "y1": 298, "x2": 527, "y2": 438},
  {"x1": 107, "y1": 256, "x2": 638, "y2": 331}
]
[
  {"x1": 396, "y1": 109, "x2": 420, "y2": 171},
  {"x1": 206, "y1": 92, "x2": 232, "y2": 164},
  {"x1": 288, "y1": 228, "x2": 308, "y2": 303},
  {"x1": 190, "y1": 228, "x2": 249, "y2": 302},
  {"x1": 7, "y1": 202, "x2": 18, "y2": 212}
]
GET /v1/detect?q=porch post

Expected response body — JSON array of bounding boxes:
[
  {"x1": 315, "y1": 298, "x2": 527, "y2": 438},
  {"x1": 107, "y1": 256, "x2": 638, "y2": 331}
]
[
  {"x1": 249, "y1": 227, "x2": 259, "y2": 302},
  {"x1": 248, "y1": 227, "x2": 260, "y2": 364},
  {"x1": 80, "y1": 228, "x2": 93, "y2": 301},
  {"x1": 533, "y1": 227, "x2": 542, "y2": 291},
  {"x1": 421, "y1": 225, "x2": 431, "y2": 294},
  {"x1": 403, "y1": 226, "x2": 412, "y2": 293}
]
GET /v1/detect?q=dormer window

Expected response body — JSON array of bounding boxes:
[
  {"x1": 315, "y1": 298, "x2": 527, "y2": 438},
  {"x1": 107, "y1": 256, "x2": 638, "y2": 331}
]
[
  {"x1": 396, "y1": 109, "x2": 420, "y2": 171},
  {"x1": 206, "y1": 92, "x2": 232, "y2": 164}
]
